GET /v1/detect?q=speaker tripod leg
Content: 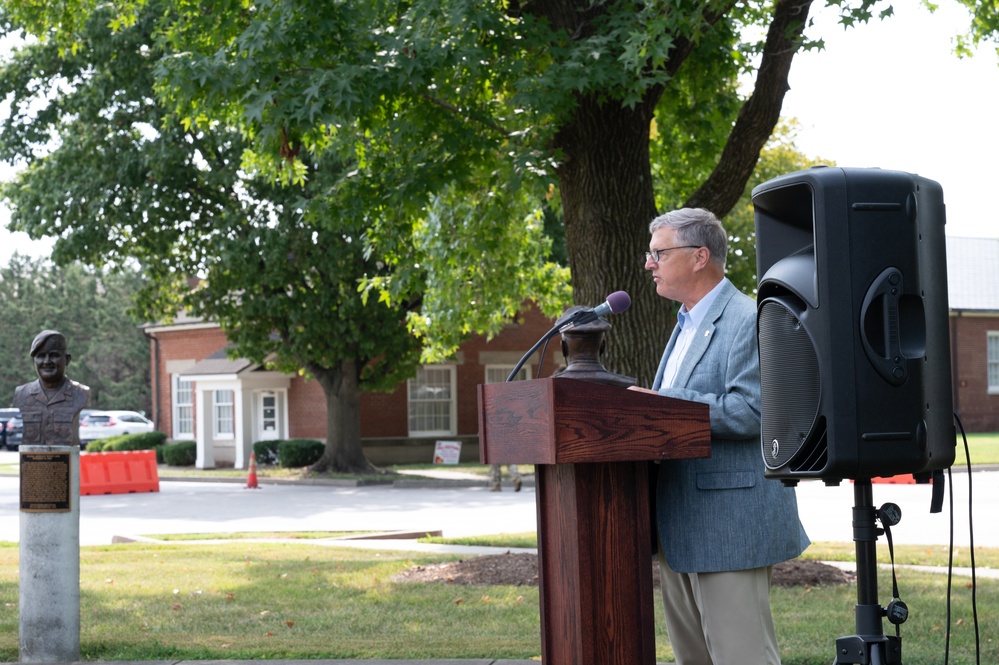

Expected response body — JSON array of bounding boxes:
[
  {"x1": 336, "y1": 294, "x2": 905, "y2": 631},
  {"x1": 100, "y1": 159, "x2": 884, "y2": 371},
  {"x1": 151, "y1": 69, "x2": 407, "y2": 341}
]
[{"x1": 831, "y1": 479, "x2": 903, "y2": 664}]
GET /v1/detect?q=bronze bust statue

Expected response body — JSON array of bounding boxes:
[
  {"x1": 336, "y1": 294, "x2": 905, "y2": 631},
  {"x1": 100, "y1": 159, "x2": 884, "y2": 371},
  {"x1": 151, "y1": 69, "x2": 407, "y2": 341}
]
[{"x1": 13, "y1": 330, "x2": 91, "y2": 447}]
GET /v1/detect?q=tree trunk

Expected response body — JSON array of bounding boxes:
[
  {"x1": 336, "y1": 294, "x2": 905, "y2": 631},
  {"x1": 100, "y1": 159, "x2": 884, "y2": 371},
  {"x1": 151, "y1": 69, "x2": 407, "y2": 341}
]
[
  {"x1": 309, "y1": 358, "x2": 375, "y2": 474},
  {"x1": 555, "y1": 97, "x2": 665, "y2": 387}
]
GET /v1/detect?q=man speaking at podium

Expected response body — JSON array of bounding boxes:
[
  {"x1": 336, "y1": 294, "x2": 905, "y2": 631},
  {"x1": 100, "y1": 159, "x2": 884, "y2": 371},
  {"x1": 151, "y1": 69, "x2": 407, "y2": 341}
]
[{"x1": 630, "y1": 208, "x2": 809, "y2": 665}]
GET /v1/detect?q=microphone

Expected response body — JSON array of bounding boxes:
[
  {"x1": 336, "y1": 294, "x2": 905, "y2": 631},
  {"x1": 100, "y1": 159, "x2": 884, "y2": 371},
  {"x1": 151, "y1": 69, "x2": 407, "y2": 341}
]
[
  {"x1": 559, "y1": 291, "x2": 631, "y2": 330},
  {"x1": 592, "y1": 290, "x2": 632, "y2": 317}
]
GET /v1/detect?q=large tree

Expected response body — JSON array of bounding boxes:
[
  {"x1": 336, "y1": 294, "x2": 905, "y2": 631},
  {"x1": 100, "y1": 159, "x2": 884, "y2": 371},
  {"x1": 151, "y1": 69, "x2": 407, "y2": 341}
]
[
  {"x1": 143, "y1": 0, "x2": 832, "y2": 382},
  {"x1": 0, "y1": 4, "x2": 560, "y2": 471},
  {"x1": 147, "y1": 0, "x2": 905, "y2": 383}
]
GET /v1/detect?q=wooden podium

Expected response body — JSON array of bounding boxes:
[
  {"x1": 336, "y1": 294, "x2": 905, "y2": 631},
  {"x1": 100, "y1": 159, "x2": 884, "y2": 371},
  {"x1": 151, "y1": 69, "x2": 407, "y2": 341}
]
[{"x1": 478, "y1": 377, "x2": 710, "y2": 664}]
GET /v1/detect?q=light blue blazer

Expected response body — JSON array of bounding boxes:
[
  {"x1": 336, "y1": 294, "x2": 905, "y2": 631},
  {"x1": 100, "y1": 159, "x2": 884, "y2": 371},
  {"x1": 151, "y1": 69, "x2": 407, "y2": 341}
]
[{"x1": 653, "y1": 279, "x2": 810, "y2": 573}]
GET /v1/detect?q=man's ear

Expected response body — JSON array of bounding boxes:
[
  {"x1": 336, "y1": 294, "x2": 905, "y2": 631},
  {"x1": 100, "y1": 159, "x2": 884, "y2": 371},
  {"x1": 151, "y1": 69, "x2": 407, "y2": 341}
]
[
  {"x1": 697, "y1": 248, "x2": 724, "y2": 276},
  {"x1": 691, "y1": 246, "x2": 711, "y2": 272},
  {"x1": 65, "y1": 353, "x2": 72, "y2": 365}
]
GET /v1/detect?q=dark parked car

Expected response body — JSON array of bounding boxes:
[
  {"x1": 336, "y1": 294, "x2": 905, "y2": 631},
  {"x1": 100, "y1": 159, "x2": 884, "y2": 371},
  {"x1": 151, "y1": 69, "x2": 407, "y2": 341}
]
[
  {"x1": 1, "y1": 408, "x2": 20, "y2": 450},
  {"x1": 2, "y1": 412, "x2": 23, "y2": 450}
]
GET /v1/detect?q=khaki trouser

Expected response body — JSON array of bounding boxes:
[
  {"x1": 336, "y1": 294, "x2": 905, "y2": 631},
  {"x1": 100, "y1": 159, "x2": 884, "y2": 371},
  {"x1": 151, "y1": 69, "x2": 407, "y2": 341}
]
[
  {"x1": 658, "y1": 554, "x2": 781, "y2": 665},
  {"x1": 489, "y1": 464, "x2": 519, "y2": 486}
]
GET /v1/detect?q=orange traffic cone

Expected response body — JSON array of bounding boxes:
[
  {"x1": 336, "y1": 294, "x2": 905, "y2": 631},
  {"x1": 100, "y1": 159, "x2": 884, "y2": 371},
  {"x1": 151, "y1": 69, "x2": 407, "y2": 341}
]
[{"x1": 245, "y1": 452, "x2": 260, "y2": 489}]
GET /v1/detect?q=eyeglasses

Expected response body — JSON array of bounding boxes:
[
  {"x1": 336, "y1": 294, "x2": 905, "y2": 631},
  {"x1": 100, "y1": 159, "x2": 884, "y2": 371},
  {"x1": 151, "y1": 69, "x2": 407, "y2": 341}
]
[{"x1": 645, "y1": 245, "x2": 700, "y2": 263}]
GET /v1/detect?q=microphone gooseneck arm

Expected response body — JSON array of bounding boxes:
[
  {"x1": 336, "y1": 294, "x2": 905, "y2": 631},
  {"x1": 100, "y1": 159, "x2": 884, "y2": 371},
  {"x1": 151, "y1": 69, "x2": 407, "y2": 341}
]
[{"x1": 505, "y1": 321, "x2": 563, "y2": 383}]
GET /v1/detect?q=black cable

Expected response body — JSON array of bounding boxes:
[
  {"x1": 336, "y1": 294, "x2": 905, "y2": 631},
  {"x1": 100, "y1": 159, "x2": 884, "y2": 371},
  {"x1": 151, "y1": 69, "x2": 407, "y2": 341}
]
[
  {"x1": 953, "y1": 412, "x2": 981, "y2": 664},
  {"x1": 881, "y1": 519, "x2": 902, "y2": 639},
  {"x1": 506, "y1": 323, "x2": 559, "y2": 382},
  {"x1": 945, "y1": 462, "x2": 954, "y2": 665},
  {"x1": 506, "y1": 307, "x2": 597, "y2": 382},
  {"x1": 535, "y1": 335, "x2": 553, "y2": 379}
]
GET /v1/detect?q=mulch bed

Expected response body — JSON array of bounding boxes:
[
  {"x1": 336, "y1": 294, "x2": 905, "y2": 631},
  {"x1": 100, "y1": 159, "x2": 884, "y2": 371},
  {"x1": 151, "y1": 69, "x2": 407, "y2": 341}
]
[{"x1": 393, "y1": 552, "x2": 855, "y2": 588}]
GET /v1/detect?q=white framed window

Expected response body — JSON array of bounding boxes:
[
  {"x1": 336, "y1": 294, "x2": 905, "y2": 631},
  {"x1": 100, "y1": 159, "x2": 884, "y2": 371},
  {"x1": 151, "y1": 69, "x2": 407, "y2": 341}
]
[
  {"x1": 485, "y1": 365, "x2": 528, "y2": 385},
  {"x1": 408, "y1": 365, "x2": 456, "y2": 436},
  {"x1": 988, "y1": 331, "x2": 999, "y2": 394},
  {"x1": 213, "y1": 389, "x2": 235, "y2": 439},
  {"x1": 172, "y1": 376, "x2": 194, "y2": 440},
  {"x1": 261, "y1": 393, "x2": 277, "y2": 433}
]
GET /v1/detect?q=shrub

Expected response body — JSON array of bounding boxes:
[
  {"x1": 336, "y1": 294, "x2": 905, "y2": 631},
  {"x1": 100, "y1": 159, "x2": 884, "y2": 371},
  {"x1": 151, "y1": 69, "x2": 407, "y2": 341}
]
[
  {"x1": 84, "y1": 439, "x2": 107, "y2": 453},
  {"x1": 252, "y1": 440, "x2": 281, "y2": 466},
  {"x1": 162, "y1": 440, "x2": 197, "y2": 466},
  {"x1": 277, "y1": 439, "x2": 324, "y2": 468},
  {"x1": 91, "y1": 435, "x2": 123, "y2": 451},
  {"x1": 102, "y1": 431, "x2": 167, "y2": 452}
]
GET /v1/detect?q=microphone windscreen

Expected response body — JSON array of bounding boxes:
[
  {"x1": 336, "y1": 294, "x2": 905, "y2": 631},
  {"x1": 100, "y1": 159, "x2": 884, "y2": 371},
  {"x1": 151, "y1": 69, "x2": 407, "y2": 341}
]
[{"x1": 606, "y1": 290, "x2": 631, "y2": 314}]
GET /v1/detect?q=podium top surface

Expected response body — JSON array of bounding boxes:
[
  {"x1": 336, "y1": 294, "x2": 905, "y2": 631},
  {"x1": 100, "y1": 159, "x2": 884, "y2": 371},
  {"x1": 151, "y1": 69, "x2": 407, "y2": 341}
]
[{"x1": 478, "y1": 377, "x2": 711, "y2": 465}]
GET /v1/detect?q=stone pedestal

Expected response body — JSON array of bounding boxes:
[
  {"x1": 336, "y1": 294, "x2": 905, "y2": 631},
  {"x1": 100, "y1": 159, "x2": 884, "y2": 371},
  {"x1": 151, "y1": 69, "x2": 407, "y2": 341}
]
[{"x1": 19, "y1": 445, "x2": 80, "y2": 662}]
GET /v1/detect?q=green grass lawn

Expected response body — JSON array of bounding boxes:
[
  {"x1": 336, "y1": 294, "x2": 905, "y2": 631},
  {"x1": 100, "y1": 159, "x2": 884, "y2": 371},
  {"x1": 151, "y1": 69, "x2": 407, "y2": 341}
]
[
  {"x1": 956, "y1": 432, "x2": 999, "y2": 465},
  {"x1": 0, "y1": 538, "x2": 994, "y2": 664}
]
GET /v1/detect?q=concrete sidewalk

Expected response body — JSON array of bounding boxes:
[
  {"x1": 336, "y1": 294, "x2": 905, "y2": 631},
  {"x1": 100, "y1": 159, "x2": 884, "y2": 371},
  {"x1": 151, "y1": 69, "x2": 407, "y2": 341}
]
[
  {"x1": 115, "y1": 532, "x2": 997, "y2": 580},
  {"x1": 0, "y1": 661, "x2": 563, "y2": 665},
  {"x1": 0, "y1": 655, "x2": 675, "y2": 664},
  {"x1": 0, "y1": 660, "x2": 676, "y2": 665},
  {"x1": 0, "y1": 661, "x2": 557, "y2": 665}
]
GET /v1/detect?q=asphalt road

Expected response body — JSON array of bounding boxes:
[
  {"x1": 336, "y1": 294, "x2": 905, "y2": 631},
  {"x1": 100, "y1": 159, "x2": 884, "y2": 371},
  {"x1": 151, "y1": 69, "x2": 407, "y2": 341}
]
[{"x1": 0, "y1": 451, "x2": 995, "y2": 549}]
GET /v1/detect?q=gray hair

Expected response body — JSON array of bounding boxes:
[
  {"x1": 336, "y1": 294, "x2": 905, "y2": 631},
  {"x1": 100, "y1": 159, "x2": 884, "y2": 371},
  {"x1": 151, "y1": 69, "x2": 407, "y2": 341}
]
[{"x1": 648, "y1": 208, "x2": 727, "y2": 269}]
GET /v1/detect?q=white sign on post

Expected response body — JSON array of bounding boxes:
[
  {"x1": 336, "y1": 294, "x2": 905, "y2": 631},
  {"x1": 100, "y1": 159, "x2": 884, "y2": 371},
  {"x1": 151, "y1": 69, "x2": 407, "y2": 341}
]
[{"x1": 433, "y1": 440, "x2": 462, "y2": 464}]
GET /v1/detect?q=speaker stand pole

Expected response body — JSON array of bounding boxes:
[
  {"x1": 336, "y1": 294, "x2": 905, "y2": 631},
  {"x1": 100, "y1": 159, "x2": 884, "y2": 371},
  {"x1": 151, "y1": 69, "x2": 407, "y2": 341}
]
[{"x1": 833, "y1": 479, "x2": 901, "y2": 664}]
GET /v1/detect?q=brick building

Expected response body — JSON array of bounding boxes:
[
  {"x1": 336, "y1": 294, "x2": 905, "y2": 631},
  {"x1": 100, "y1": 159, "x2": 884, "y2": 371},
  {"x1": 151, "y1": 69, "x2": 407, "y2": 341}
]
[
  {"x1": 947, "y1": 236, "x2": 999, "y2": 432},
  {"x1": 143, "y1": 303, "x2": 571, "y2": 468}
]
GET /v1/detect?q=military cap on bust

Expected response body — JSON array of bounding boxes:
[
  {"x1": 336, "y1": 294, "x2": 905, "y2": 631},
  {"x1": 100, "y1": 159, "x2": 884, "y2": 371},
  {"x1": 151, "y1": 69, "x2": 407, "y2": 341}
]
[{"x1": 29, "y1": 330, "x2": 68, "y2": 357}]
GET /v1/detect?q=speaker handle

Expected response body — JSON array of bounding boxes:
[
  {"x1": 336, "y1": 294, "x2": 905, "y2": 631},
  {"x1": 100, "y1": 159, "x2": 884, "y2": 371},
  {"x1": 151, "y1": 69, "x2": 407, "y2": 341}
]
[{"x1": 859, "y1": 267, "x2": 908, "y2": 386}]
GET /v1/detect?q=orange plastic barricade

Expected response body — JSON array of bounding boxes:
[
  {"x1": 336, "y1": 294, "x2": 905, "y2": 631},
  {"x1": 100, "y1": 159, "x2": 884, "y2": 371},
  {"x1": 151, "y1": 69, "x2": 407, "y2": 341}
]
[
  {"x1": 80, "y1": 450, "x2": 160, "y2": 496},
  {"x1": 871, "y1": 474, "x2": 916, "y2": 485}
]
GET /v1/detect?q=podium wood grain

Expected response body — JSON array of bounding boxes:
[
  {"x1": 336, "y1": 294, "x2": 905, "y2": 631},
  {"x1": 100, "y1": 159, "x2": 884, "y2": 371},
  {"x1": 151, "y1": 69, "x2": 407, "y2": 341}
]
[{"x1": 478, "y1": 377, "x2": 710, "y2": 664}]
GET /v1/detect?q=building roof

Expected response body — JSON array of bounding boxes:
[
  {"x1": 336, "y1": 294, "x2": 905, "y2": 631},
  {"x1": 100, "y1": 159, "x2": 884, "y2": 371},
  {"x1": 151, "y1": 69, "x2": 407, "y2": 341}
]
[
  {"x1": 141, "y1": 310, "x2": 217, "y2": 334},
  {"x1": 181, "y1": 346, "x2": 256, "y2": 376},
  {"x1": 947, "y1": 236, "x2": 999, "y2": 312}
]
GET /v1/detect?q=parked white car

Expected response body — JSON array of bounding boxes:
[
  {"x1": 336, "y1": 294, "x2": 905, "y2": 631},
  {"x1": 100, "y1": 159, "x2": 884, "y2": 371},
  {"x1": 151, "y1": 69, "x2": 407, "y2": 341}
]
[{"x1": 79, "y1": 410, "x2": 154, "y2": 442}]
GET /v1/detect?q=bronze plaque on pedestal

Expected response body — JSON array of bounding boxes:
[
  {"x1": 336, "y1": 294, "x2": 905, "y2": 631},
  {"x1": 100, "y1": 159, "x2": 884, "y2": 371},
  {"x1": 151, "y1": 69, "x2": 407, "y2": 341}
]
[{"x1": 20, "y1": 451, "x2": 72, "y2": 512}]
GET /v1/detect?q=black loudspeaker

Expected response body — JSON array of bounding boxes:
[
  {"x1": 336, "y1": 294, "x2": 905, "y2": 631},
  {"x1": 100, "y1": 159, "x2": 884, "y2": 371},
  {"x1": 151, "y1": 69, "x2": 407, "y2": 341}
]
[{"x1": 753, "y1": 167, "x2": 954, "y2": 483}]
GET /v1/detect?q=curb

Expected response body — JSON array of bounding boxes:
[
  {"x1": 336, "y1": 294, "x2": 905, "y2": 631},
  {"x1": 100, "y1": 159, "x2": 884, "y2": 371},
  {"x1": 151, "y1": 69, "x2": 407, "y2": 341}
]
[{"x1": 156, "y1": 473, "x2": 538, "y2": 490}]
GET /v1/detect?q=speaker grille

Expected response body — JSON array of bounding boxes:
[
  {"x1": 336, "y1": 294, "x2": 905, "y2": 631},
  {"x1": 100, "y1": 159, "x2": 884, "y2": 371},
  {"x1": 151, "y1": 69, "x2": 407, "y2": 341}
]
[{"x1": 758, "y1": 299, "x2": 822, "y2": 470}]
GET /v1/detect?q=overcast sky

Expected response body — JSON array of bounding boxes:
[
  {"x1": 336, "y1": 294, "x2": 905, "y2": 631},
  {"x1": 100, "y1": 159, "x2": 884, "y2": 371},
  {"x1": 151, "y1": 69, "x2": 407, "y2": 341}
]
[
  {"x1": 2, "y1": 0, "x2": 997, "y2": 265},
  {"x1": 781, "y1": 0, "x2": 999, "y2": 240}
]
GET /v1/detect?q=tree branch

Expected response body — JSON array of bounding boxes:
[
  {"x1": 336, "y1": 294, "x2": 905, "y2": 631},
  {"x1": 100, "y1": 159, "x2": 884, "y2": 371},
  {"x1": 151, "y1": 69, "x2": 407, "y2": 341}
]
[
  {"x1": 685, "y1": 0, "x2": 814, "y2": 217},
  {"x1": 419, "y1": 93, "x2": 512, "y2": 138}
]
